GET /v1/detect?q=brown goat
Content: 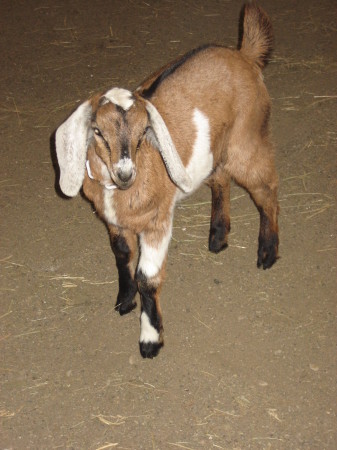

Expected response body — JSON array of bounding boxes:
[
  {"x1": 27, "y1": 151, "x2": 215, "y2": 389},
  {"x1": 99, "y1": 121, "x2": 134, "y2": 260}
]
[{"x1": 55, "y1": 2, "x2": 279, "y2": 358}]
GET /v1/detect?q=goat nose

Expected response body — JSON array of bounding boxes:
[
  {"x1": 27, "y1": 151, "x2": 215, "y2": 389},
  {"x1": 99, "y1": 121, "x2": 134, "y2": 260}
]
[{"x1": 118, "y1": 171, "x2": 133, "y2": 183}]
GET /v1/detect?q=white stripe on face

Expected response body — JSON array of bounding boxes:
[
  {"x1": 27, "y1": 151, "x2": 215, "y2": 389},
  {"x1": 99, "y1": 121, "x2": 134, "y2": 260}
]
[
  {"x1": 103, "y1": 88, "x2": 134, "y2": 111},
  {"x1": 139, "y1": 312, "x2": 160, "y2": 344},
  {"x1": 115, "y1": 157, "x2": 133, "y2": 173},
  {"x1": 138, "y1": 225, "x2": 172, "y2": 279},
  {"x1": 113, "y1": 157, "x2": 134, "y2": 180}
]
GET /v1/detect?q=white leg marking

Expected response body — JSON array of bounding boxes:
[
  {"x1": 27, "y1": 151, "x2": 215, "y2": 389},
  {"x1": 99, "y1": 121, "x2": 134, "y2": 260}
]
[
  {"x1": 140, "y1": 312, "x2": 159, "y2": 344},
  {"x1": 103, "y1": 88, "x2": 134, "y2": 111},
  {"x1": 138, "y1": 225, "x2": 172, "y2": 279},
  {"x1": 103, "y1": 189, "x2": 118, "y2": 225}
]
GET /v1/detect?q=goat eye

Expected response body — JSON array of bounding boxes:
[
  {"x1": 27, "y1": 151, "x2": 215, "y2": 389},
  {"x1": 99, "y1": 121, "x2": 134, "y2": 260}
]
[
  {"x1": 137, "y1": 135, "x2": 145, "y2": 151},
  {"x1": 136, "y1": 128, "x2": 148, "y2": 151}
]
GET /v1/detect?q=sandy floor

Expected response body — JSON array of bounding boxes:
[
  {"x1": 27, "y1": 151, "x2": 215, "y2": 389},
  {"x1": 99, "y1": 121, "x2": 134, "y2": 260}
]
[{"x1": 1, "y1": 0, "x2": 336, "y2": 448}]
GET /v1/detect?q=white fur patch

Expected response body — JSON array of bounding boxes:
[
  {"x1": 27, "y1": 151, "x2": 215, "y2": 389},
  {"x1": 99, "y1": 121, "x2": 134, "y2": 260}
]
[
  {"x1": 189, "y1": 109, "x2": 213, "y2": 187},
  {"x1": 103, "y1": 88, "x2": 134, "y2": 111},
  {"x1": 139, "y1": 312, "x2": 160, "y2": 344},
  {"x1": 86, "y1": 160, "x2": 94, "y2": 180},
  {"x1": 114, "y1": 157, "x2": 134, "y2": 173},
  {"x1": 86, "y1": 159, "x2": 117, "y2": 189},
  {"x1": 103, "y1": 189, "x2": 118, "y2": 225},
  {"x1": 138, "y1": 225, "x2": 172, "y2": 279},
  {"x1": 177, "y1": 108, "x2": 213, "y2": 200},
  {"x1": 55, "y1": 101, "x2": 92, "y2": 197},
  {"x1": 105, "y1": 183, "x2": 117, "y2": 190}
]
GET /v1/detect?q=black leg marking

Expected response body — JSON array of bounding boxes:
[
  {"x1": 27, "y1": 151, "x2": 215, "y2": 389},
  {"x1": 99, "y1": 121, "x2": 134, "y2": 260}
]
[
  {"x1": 209, "y1": 185, "x2": 230, "y2": 254},
  {"x1": 257, "y1": 232, "x2": 279, "y2": 269},
  {"x1": 209, "y1": 222, "x2": 230, "y2": 253},
  {"x1": 137, "y1": 271, "x2": 163, "y2": 359},
  {"x1": 139, "y1": 341, "x2": 163, "y2": 359},
  {"x1": 257, "y1": 209, "x2": 279, "y2": 269},
  {"x1": 115, "y1": 264, "x2": 138, "y2": 315},
  {"x1": 111, "y1": 234, "x2": 138, "y2": 315}
]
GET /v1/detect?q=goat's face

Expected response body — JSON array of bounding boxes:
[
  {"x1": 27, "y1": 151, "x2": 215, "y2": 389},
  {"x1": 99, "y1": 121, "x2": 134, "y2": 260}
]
[
  {"x1": 90, "y1": 95, "x2": 148, "y2": 190},
  {"x1": 55, "y1": 87, "x2": 192, "y2": 197}
]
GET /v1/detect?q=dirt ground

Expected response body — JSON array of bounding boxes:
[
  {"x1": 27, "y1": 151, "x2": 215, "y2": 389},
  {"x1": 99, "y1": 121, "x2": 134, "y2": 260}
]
[{"x1": 1, "y1": 0, "x2": 336, "y2": 449}]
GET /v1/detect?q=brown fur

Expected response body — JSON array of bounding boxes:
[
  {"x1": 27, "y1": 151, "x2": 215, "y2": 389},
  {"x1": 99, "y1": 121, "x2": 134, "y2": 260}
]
[
  {"x1": 239, "y1": 1, "x2": 274, "y2": 68},
  {"x1": 84, "y1": 42, "x2": 278, "y2": 245},
  {"x1": 58, "y1": 2, "x2": 279, "y2": 357}
]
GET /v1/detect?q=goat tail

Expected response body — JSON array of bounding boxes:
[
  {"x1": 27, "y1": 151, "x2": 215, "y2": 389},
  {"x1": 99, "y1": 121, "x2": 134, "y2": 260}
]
[{"x1": 238, "y1": 1, "x2": 273, "y2": 69}]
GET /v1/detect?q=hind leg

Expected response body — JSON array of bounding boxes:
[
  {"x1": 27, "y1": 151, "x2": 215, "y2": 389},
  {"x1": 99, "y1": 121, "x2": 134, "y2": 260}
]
[
  {"x1": 208, "y1": 170, "x2": 231, "y2": 253},
  {"x1": 249, "y1": 183, "x2": 279, "y2": 269},
  {"x1": 226, "y1": 142, "x2": 279, "y2": 269}
]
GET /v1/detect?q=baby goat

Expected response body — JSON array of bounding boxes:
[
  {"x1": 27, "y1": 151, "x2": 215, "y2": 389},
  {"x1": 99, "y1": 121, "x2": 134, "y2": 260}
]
[{"x1": 55, "y1": 2, "x2": 279, "y2": 358}]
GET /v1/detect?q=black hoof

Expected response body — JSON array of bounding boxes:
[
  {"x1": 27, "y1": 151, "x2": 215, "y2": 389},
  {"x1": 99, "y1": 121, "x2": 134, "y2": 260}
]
[
  {"x1": 209, "y1": 226, "x2": 229, "y2": 254},
  {"x1": 139, "y1": 341, "x2": 163, "y2": 359},
  {"x1": 209, "y1": 240, "x2": 228, "y2": 254},
  {"x1": 257, "y1": 233, "x2": 279, "y2": 269},
  {"x1": 115, "y1": 299, "x2": 137, "y2": 316}
]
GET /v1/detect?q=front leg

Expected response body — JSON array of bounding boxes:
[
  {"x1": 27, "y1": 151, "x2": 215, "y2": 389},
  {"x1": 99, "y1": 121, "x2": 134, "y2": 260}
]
[
  {"x1": 137, "y1": 223, "x2": 172, "y2": 358},
  {"x1": 109, "y1": 225, "x2": 138, "y2": 315}
]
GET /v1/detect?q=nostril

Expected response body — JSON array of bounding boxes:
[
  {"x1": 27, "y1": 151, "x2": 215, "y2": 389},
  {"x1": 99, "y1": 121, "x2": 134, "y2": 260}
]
[{"x1": 118, "y1": 171, "x2": 132, "y2": 183}]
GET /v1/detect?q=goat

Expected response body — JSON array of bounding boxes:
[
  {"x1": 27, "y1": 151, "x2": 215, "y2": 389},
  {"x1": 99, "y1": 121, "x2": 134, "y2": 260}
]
[{"x1": 55, "y1": 2, "x2": 279, "y2": 358}]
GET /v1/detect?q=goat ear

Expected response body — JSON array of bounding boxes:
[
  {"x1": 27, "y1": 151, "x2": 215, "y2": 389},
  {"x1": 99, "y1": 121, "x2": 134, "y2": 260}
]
[
  {"x1": 145, "y1": 100, "x2": 193, "y2": 193},
  {"x1": 55, "y1": 101, "x2": 92, "y2": 197}
]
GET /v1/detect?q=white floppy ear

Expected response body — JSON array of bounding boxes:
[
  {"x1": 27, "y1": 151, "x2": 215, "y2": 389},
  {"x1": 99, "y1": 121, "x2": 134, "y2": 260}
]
[
  {"x1": 55, "y1": 101, "x2": 92, "y2": 197},
  {"x1": 145, "y1": 100, "x2": 193, "y2": 194}
]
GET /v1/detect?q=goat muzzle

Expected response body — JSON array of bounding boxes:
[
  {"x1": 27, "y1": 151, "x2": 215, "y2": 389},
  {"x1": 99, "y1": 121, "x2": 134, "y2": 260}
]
[
  {"x1": 112, "y1": 158, "x2": 136, "y2": 189},
  {"x1": 114, "y1": 171, "x2": 136, "y2": 189}
]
